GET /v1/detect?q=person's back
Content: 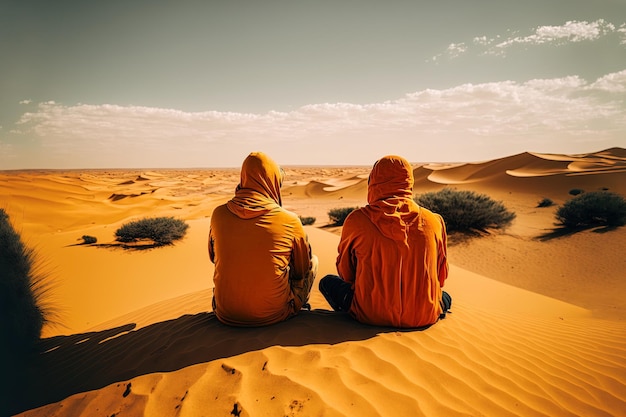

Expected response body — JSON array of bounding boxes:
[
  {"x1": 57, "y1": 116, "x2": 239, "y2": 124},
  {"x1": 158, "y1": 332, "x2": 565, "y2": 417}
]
[
  {"x1": 209, "y1": 152, "x2": 316, "y2": 326},
  {"x1": 320, "y1": 155, "x2": 450, "y2": 328}
]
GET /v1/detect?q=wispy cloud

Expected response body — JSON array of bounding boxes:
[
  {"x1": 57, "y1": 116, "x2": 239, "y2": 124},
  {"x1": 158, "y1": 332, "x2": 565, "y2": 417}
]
[
  {"x1": 433, "y1": 19, "x2": 624, "y2": 60},
  {"x1": 3, "y1": 70, "x2": 625, "y2": 168},
  {"x1": 590, "y1": 70, "x2": 626, "y2": 93},
  {"x1": 445, "y1": 42, "x2": 468, "y2": 59},
  {"x1": 618, "y1": 24, "x2": 626, "y2": 44},
  {"x1": 494, "y1": 19, "x2": 615, "y2": 51}
]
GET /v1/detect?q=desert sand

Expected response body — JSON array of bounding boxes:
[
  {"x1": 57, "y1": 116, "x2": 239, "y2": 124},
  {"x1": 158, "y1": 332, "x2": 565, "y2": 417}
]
[{"x1": 2, "y1": 148, "x2": 626, "y2": 416}]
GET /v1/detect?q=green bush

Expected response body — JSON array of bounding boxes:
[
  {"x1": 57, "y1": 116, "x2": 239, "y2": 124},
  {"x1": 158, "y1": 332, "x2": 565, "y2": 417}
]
[
  {"x1": 81, "y1": 235, "x2": 97, "y2": 244},
  {"x1": 0, "y1": 209, "x2": 49, "y2": 414},
  {"x1": 556, "y1": 191, "x2": 626, "y2": 228},
  {"x1": 0, "y1": 209, "x2": 46, "y2": 349},
  {"x1": 299, "y1": 216, "x2": 316, "y2": 226},
  {"x1": 415, "y1": 188, "x2": 516, "y2": 233},
  {"x1": 537, "y1": 198, "x2": 554, "y2": 208},
  {"x1": 115, "y1": 217, "x2": 189, "y2": 245},
  {"x1": 328, "y1": 207, "x2": 359, "y2": 226}
]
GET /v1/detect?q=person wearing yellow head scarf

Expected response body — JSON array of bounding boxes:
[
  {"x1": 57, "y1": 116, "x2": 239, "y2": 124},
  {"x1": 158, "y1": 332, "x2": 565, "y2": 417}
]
[
  {"x1": 209, "y1": 152, "x2": 317, "y2": 326},
  {"x1": 319, "y1": 155, "x2": 451, "y2": 328}
]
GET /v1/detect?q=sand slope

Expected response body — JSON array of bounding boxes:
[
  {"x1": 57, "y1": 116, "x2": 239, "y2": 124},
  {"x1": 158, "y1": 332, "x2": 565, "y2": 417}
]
[
  {"x1": 2, "y1": 148, "x2": 626, "y2": 416},
  {"x1": 15, "y1": 263, "x2": 626, "y2": 416}
]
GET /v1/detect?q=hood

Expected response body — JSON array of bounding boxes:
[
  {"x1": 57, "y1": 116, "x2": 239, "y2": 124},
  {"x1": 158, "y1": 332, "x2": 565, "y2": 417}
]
[
  {"x1": 227, "y1": 152, "x2": 284, "y2": 219},
  {"x1": 367, "y1": 155, "x2": 414, "y2": 204},
  {"x1": 362, "y1": 155, "x2": 419, "y2": 243}
]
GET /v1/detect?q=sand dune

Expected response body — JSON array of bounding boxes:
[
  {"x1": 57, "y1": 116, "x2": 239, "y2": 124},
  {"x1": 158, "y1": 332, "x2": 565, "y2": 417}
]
[
  {"x1": 14, "y1": 273, "x2": 626, "y2": 416},
  {"x1": 2, "y1": 148, "x2": 626, "y2": 416},
  {"x1": 420, "y1": 148, "x2": 626, "y2": 196}
]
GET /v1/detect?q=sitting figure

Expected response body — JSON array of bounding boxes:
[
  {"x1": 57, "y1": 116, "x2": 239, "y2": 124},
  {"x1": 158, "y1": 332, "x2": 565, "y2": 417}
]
[
  {"x1": 319, "y1": 155, "x2": 451, "y2": 328},
  {"x1": 209, "y1": 151, "x2": 317, "y2": 326}
]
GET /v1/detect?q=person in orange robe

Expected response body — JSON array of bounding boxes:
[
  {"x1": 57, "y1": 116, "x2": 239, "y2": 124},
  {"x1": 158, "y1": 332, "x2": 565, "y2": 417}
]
[
  {"x1": 319, "y1": 155, "x2": 451, "y2": 328},
  {"x1": 209, "y1": 152, "x2": 318, "y2": 326}
]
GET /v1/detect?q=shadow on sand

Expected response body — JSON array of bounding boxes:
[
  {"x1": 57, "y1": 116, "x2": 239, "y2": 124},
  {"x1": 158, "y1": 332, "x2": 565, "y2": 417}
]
[
  {"x1": 12, "y1": 310, "x2": 424, "y2": 415},
  {"x1": 65, "y1": 242, "x2": 173, "y2": 251},
  {"x1": 537, "y1": 224, "x2": 620, "y2": 241}
]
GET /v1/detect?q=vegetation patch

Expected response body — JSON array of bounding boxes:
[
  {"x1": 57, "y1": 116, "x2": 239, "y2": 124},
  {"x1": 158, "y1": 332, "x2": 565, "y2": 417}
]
[
  {"x1": 556, "y1": 191, "x2": 626, "y2": 228},
  {"x1": 299, "y1": 216, "x2": 316, "y2": 226},
  {"x1": 0, "y1": 209, "x2": 47, "y2": 349},
  {"x1": 0, "y1": 209, "x2": 51, "y2": 414},
  {"x1": 415, "y1": 188, "x2": 516, "y2": 233},
  {"x1": 115, "y1": 217, "x2": 189, "y2": 246},
  {"x1": 80, "y1": 235, "x2": 98, "y2": 244},
  {"x1": 537, "y1": 197, "x2": 554, "y2": 208},
  {"x1": 328, "y1": 207, "x2": 359, "y2": 226}
]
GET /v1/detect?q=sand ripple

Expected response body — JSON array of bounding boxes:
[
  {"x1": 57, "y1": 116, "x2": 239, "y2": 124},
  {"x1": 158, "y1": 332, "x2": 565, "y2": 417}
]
[{"x1": 14, "y1": 297, "x2": 626, "y2": 417}]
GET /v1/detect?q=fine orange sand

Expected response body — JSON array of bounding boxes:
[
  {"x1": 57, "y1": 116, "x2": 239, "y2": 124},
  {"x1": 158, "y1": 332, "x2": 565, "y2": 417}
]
[{"x1": 2, "y1": 148, "x2": 626, "y2": 416}]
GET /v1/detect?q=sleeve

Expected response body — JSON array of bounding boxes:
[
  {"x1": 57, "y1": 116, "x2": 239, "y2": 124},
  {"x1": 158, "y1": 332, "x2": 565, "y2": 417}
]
[
  {"x1": 208, "y1": 221, "x2": 216, "y2": 264},
  {"x1": 289, "y1": 220, "x2": 312, "y2": 281},
  {"x1": 336, "y1": 214, "x2": 358, "y2": 285},
  {"x1": 437, "y1": 214, "x2": 449, "y2": 288}
]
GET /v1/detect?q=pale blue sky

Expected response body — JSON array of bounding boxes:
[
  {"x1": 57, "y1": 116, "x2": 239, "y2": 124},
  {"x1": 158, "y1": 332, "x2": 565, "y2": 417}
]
[{"x1": 1, "y1": 0, "x2": 625, "y2": 168}]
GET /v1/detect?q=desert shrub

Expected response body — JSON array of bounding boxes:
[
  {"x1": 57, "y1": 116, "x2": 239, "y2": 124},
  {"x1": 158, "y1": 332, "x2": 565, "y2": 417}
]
[
  {"x1": 415, "y1": 188, "x2": 516, "y2": 233},
  {"x1": 115, "y1": 216, "x2": 189, "y2": 245},
  {"x1": 299, "y1": 216, "x2": 316, "y2": 226},
  {"x1": 328, "y1": 207, "x2": 359, "y2": 226},
  {"x1": 537, "y1": 198, "x2": 554, "y2": 208},
  {"x1": 0, "y1": 209, "x2": 49, "y2": 414},
  {"x1": 81, "y1": 235, "x2": 97, "y2": 244},
  {"x1": 0, "y1": 209, "x2": 46, "y2": 349},
  {"x1": 556, "y1": 191, "x2": 626, "y2": 228},
  {"x1": 569, "y1": 188, "x2": 585, "y2": 196}
]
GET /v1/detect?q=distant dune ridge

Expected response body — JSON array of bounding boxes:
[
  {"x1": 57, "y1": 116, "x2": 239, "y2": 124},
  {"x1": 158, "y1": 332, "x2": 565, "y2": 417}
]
[{"x1": 1, "y1": 148, "x2": 625, "y2": 416}]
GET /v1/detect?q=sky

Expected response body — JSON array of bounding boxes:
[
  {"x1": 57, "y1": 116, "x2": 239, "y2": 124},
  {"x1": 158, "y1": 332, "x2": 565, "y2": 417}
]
[{"x1": 1, "y1": 0, "x2": 625, "y2": 169}]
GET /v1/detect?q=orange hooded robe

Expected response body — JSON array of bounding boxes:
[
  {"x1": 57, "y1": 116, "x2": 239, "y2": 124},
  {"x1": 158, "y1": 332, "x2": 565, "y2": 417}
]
[
  {"x1": 209, "y1": 152, "x2": 313, "y2": 326},
  {"x1": 337, "y1": 155, "x2": 449, "y2": 328}
]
